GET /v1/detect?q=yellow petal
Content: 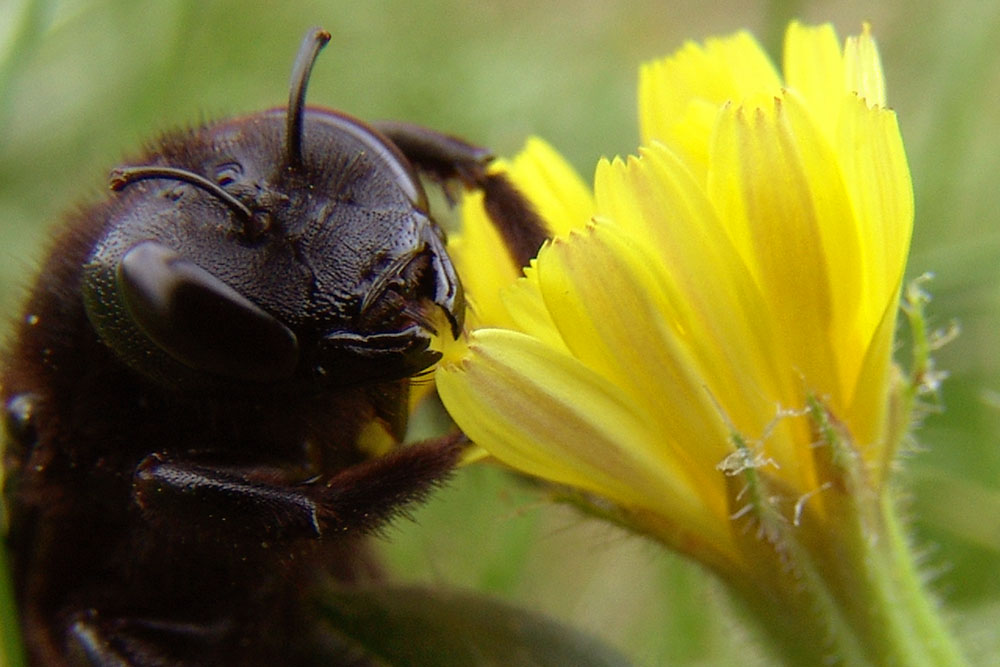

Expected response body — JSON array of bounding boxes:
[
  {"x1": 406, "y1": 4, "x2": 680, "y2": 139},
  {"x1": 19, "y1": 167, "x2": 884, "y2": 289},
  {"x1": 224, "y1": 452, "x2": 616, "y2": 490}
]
[
  {"x1": 593, "y1": 147, "x2": 787, "y2": 427},
  {"x1": 501, "y1": 137, "x2": 594, "y2": 237},
  {"x1": 708, "y1": 93, "x2": 866, "y2": 408},
  {"x1": 783, "y1": 21, "x2": 844, "y2": 142},
  {"x1": 450, "y1": 137, "x2": 593, "y2": 328},
  {"x1": 844, "y1": 23, "x2": 886, "y2": 107},
  {"x1": 593, "y1": 148, "x2": 819, "y2": 492},
  {"x1": 498, "y1": 262, "x2": 571, "y2": 355},
  {"x1": 449, "y1": 196, "x2": 521, "y2": 328},
  {"x1": 436, "y1": 328, "x2": 730, "y2": 550},
  {"x1": 846, "y1": 278, "x2": 901, "y2": 469},
  {"x1": 835, "y1": 95, "x2": 913, "y2": 335},
  {"x1": 538, "y1": 225, "x2": 732, "y2": 482},
  {"x1": 639, "y1": 31, "x2": 781, "y2": 181}
]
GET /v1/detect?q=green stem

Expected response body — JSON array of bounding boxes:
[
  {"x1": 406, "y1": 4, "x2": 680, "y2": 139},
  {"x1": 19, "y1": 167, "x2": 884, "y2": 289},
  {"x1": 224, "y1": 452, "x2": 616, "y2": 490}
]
[
  {"x1": 717, "y1": 483, "x2": 966, "y2": 666},
  {"x1": 581, "y1": 381, "x2": 967, "y2": 664},
  {"x1": 715, "y1": 396, "x2": 968, "y2": 666},
  {"x1": 869, "y1": 491, "x2": 967, "y2": 665}
]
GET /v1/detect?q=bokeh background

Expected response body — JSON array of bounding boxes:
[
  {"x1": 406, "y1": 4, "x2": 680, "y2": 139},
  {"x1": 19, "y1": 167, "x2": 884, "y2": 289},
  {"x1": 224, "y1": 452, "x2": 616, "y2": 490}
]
[{"x1": 1, "y1": 0, "x2": 998, "y2": 664}]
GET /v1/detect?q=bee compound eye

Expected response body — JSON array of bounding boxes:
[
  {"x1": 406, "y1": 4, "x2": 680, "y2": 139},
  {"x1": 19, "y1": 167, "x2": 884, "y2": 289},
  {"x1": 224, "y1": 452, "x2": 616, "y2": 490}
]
[{"x1": 117, "y1": 240, "x2": 300, "y2": 382}]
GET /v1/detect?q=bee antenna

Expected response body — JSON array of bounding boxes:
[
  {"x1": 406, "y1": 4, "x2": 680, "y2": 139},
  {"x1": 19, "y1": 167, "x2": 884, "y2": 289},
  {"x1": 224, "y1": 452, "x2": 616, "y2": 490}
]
[
  {"x1": 110, "y1": 166, "x2": 253, "y2": 224},
  {"x1": 287, "y1": 27, "x2": 331, "y2": 169}
]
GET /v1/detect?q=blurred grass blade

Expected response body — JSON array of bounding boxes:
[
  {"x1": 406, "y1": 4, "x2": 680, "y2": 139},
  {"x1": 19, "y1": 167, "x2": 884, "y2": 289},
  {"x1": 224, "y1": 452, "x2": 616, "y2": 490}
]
[
  {"x1": 1, "y1": 541, "x2": 26, "y2": 667},
  {"x1": 910, "y1": 469, "x2": 1000, "y2": 553},
  {"x1": 0, "y1": 0, "x2": 52, "y2": 130},
  {"x1": 316, "y1": 583, "x2": 631, "y2": 667}
]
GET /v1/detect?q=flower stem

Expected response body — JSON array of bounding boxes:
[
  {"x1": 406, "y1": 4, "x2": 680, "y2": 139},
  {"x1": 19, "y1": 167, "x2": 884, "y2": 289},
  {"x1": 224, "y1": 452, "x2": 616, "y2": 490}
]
[
  {"x1": 715, "y1": 405, "x2": 968, "y2": 666},
  {"x1": 714, "y1": 485, "x2": 966, "y2": 665},
  {"x1": 863, "y1": 491, "x2": 967, "y2": 666}
]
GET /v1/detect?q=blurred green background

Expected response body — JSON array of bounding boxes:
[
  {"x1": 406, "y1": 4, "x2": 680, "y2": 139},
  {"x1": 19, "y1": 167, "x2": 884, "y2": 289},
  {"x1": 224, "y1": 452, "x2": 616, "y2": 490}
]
[{"x1": 1, "y1": 0, "x2": 999, "y2": 664}]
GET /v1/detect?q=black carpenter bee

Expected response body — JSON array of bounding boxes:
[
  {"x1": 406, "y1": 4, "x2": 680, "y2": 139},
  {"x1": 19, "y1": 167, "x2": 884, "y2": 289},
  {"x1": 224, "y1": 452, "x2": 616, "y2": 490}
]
[{"x1": 1, "y1": 27, "x2": 546, "y2": 666}]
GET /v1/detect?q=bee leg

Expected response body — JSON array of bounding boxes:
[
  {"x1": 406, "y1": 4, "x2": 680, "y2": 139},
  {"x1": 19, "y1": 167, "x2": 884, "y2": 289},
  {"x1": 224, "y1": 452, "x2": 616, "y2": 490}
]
[
  {"x1": 66, "y1": 608, "x2": 232, "y2": 666},
  {"x1": 132, "y1": 433, "x2": 467, "y2": 541},
  {"x1": 374, "y1": 120, "x2": 550, "y2": 268},
  {"x1": 313, "y1": 431, "x2": 469, "y2": 533},
  {"x1": 373, "y1": 120, "x2": 492, "y2": 187}
]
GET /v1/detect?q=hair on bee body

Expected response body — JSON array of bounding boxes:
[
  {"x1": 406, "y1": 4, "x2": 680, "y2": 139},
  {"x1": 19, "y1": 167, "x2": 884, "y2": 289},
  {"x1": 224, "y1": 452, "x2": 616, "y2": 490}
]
[{"x1": 1, "y1": 27, "x2": 543, "y2": 666}]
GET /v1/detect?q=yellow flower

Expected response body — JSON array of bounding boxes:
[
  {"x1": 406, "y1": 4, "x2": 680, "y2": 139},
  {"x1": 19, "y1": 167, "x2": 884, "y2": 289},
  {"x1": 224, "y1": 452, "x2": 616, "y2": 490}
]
[
  {"x1": 438, "y1": 22, "x2": 965, "y2": 664},
  {"x1": 440, "y1": 20, "x2": 910, "y2": 565}
]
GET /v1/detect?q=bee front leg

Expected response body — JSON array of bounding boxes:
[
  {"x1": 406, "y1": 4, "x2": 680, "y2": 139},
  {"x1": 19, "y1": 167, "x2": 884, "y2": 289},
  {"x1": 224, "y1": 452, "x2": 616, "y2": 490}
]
[
  {"x1": 132, "y1": 434, "x2": 467, "y2": 541},
  {"x1": 373, "y1": 120, "x2": 550, "y2": 268}
]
